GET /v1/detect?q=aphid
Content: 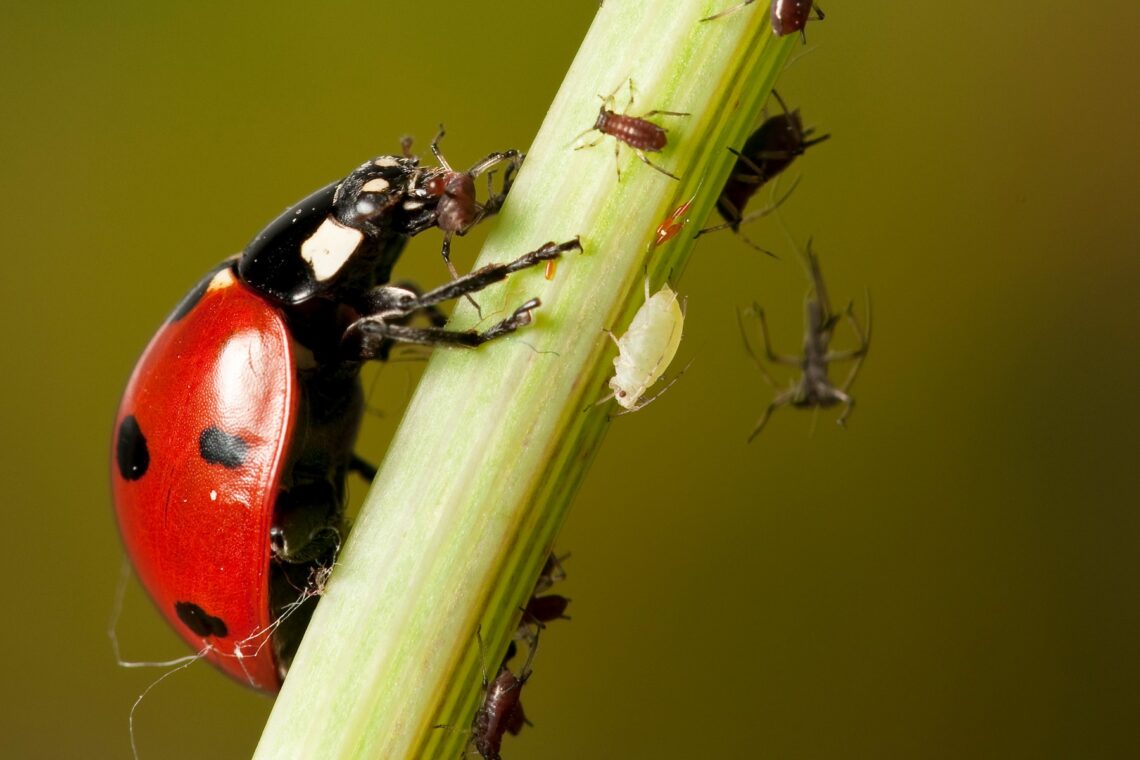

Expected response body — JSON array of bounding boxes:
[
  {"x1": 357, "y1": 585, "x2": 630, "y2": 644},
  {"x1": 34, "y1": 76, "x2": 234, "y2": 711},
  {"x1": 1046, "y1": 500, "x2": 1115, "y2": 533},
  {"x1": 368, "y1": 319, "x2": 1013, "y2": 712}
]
[
  {"x1": 416, "y1": 127, "x2": 523, "y2": 281},
  {"x1": 738, "y1": 241, "x2": 870, "y2": 440},
  {"x1": 598, "y1": 279, "x2": 686, "y2": 412},
  {"x1": 470, "y1": 631, "x2": 538, "y2": 760},
  {"x1": 700, "y1": 0, "x2": 825, "y2": 38},
  {"x1": 654, "y1": 194, "x2": 698, "y2": 247},
  {"x1": 572, "y1": 79, "x2": 688, "y2": 181},
  {"x1": 515, "y1": 553, "x2": 571, "y2": 647},
  {"x1": 697, "y1": 92, "x2": 828, "y2": 252}
]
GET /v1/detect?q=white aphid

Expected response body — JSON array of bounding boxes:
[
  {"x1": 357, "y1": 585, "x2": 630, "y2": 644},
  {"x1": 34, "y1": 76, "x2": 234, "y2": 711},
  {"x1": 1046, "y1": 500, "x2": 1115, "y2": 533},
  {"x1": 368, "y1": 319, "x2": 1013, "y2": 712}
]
[{"x1": 602, "y1": 278, "x2": 685, "y2": 411}]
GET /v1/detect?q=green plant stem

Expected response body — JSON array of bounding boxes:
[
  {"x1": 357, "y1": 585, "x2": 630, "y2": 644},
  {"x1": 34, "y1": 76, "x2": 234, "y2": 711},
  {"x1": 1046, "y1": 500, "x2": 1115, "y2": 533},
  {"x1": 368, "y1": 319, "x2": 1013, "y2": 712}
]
[{"x1": 255, "y1": 3, "x2": 792, "y2": 758}]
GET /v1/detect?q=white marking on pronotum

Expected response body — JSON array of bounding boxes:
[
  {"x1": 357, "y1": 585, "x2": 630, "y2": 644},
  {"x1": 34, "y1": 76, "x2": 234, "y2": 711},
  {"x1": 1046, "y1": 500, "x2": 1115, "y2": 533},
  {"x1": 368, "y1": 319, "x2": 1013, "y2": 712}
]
[
  {"x1": 301, "y1": 217, "x2": 364, "y2": 282},
  {"x1": 361, "y1": 177, "x2": 390, "y2": 193},
  {"x1": 598, "y1": 278, "x2": 686, "y2": 412},
  {"x1": 372, "y1": 156, "x2": 400, "y2": 167}
]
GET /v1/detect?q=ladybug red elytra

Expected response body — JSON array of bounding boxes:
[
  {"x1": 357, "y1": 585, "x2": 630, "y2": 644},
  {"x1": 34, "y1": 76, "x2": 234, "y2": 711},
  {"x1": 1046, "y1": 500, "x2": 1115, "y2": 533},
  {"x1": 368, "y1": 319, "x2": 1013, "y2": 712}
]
[{"x1": 112, "y1": 147, "x2": 580, "y2": 692}]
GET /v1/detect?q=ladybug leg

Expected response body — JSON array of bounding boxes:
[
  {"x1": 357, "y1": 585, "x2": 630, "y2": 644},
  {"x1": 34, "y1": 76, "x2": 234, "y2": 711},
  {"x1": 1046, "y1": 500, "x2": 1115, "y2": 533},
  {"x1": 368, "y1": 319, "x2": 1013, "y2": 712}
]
[
  {"x1": 348, "y1": 454, "x2": 377, "y2": 481},
  {"x1": 410, "y1": 238, "x2": 580, "y2": 308},
  {"x1": 343, "y1": 237, "x2": 581, "y2": 355},
  {"x1": 270, "y1": 481, "x2": 343, "y2": 563},
  {"x1": 346, "y1": 298, "x2": 544, "y2": 356}
]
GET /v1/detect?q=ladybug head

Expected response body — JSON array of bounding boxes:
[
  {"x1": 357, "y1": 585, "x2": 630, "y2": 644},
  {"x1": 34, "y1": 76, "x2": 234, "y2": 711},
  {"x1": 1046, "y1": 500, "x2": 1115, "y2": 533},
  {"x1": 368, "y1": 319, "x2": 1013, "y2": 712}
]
[{"x1": 333, "y1": 155, "x2": 422, "y2": 238}]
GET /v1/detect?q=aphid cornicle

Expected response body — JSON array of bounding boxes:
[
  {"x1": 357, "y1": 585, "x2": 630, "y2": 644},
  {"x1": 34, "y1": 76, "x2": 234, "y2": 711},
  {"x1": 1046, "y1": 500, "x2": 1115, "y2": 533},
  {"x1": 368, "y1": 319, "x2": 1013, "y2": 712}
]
[
  {"x1": 572, "y1": 79, "x2": 689, "y2": 180},
  {"x1": 599, "y1": 278, "x2": 686, "y2": 412},
  {"x1": 738, "y1": 241, "x2": 870, "y2": 440}
]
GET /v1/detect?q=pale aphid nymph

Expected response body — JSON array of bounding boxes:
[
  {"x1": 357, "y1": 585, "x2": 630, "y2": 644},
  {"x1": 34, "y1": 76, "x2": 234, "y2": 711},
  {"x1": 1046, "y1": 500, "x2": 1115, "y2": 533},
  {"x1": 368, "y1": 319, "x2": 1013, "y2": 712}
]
[{"x1": 599, "y1": 278, "x2": 685, "y2": 413}]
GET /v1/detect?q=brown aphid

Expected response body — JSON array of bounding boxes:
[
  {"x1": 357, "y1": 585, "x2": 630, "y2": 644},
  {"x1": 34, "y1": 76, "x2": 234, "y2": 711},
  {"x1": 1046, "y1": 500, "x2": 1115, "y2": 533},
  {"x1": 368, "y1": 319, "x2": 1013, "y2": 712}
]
[
  {"x1": 515, "y1": 553, "x2": 571, "y2": 647},
  {"x1": 701, "y1": 0, "x2": 825, "y2": 39},
  {"x1": 572, "y1": 80, "x2": 688, "y2": 181},
  {"x1": 422, "y1": 126, "x2": 523, "y2": 281},
  {"x1": 470, "y1": 631, "x2": 538, "y2": 760},
  {"x1": 739, "y1": 240, "x2": 870, "y2": 440}
]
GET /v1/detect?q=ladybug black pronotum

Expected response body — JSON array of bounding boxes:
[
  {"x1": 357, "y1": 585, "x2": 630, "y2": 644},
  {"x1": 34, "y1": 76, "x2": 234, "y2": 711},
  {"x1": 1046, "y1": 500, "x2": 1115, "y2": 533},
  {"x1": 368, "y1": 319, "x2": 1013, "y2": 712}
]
[{"x1": 112, "y1": 144, "x2": 580, "y2": 692}]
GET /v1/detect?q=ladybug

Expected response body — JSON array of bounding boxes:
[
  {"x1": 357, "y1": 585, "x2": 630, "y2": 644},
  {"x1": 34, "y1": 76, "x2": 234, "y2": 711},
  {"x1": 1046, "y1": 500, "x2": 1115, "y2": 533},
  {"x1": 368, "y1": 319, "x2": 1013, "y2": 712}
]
[{"x1": 112, "y1": 149, "x2": 580, "y2": 692}]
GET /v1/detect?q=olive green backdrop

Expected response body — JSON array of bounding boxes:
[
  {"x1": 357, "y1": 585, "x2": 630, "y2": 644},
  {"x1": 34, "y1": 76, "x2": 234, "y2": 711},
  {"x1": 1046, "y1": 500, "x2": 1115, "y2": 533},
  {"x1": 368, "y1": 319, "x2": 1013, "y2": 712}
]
[{"x1": 3, "y1": 1, "x2": 1138, "y2": 758}]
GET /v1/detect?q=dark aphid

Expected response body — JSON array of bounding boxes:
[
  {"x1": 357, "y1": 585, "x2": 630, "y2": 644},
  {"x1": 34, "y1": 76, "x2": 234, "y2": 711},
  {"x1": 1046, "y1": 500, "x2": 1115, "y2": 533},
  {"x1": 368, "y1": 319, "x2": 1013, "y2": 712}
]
[
  {"x1": 411, "y1": 127, "x2": 523, "y2": 282},
  {"x1": 471, "y1": 631, "x2": 538, "y2": 760},
  {"x1": 771, "y1": 0, "x2": 825, "y2": 37},
  {"x1": 701, "y1": 0, "x2": 825, "y2": 39},
  {"x1": 572, "y1": 80, "x2": 688, "y2": 181},
  {"x1": 697, "y1": 92, "x2": 828, "y2": 253},
  {"x1": 515, "y1": 553, "x2": 571, "y2": 647},
  {"x1": 738, "y1": 240, "x2": 870, "y2": 440}
]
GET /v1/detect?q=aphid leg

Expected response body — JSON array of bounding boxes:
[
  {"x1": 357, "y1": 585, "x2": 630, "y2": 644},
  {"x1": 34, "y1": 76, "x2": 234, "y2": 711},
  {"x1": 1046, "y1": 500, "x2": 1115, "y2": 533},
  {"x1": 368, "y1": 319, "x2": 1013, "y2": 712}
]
[
  {"x1": 695, "y1": 177, "x2": 798, "y2": 250},
  {"x1": 833, "y1": 291, "x2": 871, "y2": 397},
  {"x1": 641, "y1": 109, "x2": 691, "y2": 119},
  {"x1": 833, "y1": 387, "x2": 855, "y2": 428},
  {"x1": 737, "y1": 306, "x2": 779, "y2": 387},
  {"x1": 633, "y1": 149, "x2": 681, "y2": 180},
  {"x1": 747, "y1": 303, "x2": 800, "y2": 366},
  {"x1": 699, "y1": 0, "x2": 756, "y2": 23},
  {"x1": 747, "y1": 388, "x2": 796, "y2": 442}
]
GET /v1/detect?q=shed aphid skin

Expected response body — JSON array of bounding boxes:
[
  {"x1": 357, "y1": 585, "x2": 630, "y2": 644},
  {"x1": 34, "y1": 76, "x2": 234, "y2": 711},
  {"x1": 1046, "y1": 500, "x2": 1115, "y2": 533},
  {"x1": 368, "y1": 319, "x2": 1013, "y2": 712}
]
[
  {"x1": 571, "y1": 79, "x2": 689, "y2": 181},
  {"x1": 654, "y1": 193, "x2": 698, "y2": 247},
  {"x1": 738, "y1": 241, "x2": 870, "y2": 440},
  {"x1": 598, "y1": 278, "x2": 686, "y2": 413},
  {"x1": 700, "y1": 0, "x2": 825, "y2": 40}
]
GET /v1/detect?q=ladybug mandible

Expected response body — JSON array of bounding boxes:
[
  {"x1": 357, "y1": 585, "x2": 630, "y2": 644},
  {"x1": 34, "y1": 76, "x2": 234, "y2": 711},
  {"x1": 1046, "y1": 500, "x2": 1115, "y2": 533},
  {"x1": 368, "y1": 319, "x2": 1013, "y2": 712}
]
[{"x1": 112, "y1": 148, "x2": 579, "y2": 692}]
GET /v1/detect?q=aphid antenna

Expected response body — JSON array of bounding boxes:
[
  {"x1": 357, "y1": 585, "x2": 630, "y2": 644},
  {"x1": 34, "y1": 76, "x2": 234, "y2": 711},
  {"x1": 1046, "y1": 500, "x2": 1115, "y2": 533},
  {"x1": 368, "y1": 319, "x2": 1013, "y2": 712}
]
[
  {"x1": 699, "y1": 0, "x2": 756, "y2": 24},
  {"x1": 430, "y1": 124, "x2": 454, "y2": 172}
]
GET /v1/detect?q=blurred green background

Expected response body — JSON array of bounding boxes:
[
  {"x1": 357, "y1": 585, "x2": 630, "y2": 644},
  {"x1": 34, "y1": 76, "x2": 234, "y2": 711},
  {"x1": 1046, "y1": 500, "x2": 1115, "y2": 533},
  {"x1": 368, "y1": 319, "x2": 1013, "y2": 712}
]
[{"x1": 3, "y1": 1, "x2": 1139, "y2": 757}]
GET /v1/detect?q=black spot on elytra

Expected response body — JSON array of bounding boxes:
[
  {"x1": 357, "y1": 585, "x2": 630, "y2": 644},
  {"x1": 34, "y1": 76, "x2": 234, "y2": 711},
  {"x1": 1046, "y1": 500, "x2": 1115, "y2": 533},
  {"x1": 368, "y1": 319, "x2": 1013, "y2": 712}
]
[
  {"x1": 175, "y1": 601, "x2": 228, "y2": 638},
  {"x1": 167, "y1": 260, "x2": 231, "y2": 323},
  {"x1": 116, "y1": 415, "x2": 149, "y2": 480},
  {"x1": 199, "y1": 426, "x2": 249, "y2": 468}
]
